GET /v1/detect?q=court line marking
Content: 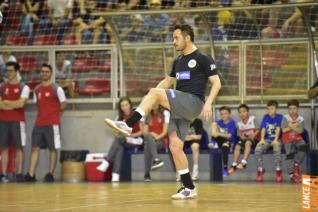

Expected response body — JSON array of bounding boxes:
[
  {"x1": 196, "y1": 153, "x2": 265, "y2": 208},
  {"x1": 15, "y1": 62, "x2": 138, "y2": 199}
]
[{"x1": 38, "y1": 197, "x2": 166, "y2": 212}]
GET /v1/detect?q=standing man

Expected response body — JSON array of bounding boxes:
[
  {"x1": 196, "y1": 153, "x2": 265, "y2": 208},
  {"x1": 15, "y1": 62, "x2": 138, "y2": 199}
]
[
  {"x1": 0, "y1": 62, "x2": 30, "y2": 182},
  {"x1": 24, "y1": 64, "x2": 66, "y2": 182},
  {"x1": 105, "y1": 24, "x2": 221, "y2": 199}
]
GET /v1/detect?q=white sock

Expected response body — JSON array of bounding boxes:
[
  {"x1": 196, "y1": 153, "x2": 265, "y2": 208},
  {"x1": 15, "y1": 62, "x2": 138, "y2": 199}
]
[
  {"x1": 232, "y1": 162, "x2": 237, "y2": 167},
  {"x1": 112, "y1": 173, "x2": 120, "y2": 182},
  {"x1": 193, "y1": 164, "x2": 199, "y2": 173},
  {"x1": 241, "y1": 159, "x2": 247, "y2": 165},
  {"x1": 178, "y1": 168, "x2": 190, "y2": 175},
  {"x1": 135, "y1": 107, "x2": 146, "y2": 117}
]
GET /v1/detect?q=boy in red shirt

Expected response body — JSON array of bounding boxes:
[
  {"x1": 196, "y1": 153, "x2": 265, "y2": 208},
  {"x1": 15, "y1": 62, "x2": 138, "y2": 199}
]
[{"x1": 282, "y1": 99, "x2": 307, "y2": 183}]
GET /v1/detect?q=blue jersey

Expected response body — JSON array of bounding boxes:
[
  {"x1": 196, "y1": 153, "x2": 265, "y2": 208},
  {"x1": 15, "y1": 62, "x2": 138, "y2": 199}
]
[
  {"x1": 216, "y1": 118, "x2": 237, "y2": 143},
  {"x1": 260, "y1": 114, "x2": 283, "y2": 142}
]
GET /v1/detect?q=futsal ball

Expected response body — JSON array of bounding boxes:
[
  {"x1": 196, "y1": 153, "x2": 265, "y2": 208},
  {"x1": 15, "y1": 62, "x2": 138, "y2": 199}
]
[{"x1": 0, "y1": 11, "x2": 3, "y2": 24}]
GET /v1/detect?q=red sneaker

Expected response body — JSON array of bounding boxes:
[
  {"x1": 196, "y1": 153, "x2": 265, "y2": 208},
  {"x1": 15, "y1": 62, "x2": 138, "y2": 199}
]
[
  {"x1": 290, "y1": 174, "x2": 301, "y2": 183},
  {"x1": 276, "y1": 170, "x2": 283, "y2": 183},
  {"x1": 293, "y1": 164, "x2": 300, "y2": 179},
  {"x1": 256, "y1": 169, "x2": 265, "y2": 182}
]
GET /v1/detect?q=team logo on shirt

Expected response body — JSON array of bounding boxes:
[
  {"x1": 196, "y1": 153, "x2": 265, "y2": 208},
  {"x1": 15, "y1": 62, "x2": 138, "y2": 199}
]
[
  {"x1": 4, "y1": 88, "x2": 9, "y2": 95},
  {"x1": 14, "y1": 88, "x2": 20, "y2": 93},
  {"x1": 188, "y1": 59, "x2": 196, "y2": 68},
  {"x1": 45, "y1": 92, "x2": 50, "y2": 97},
  {"x1": 210, "y1": 64, "x2": 216, "y2": 71},
  {"x1": 176, "y1": 71, "x2": 191, "y2": 80}
]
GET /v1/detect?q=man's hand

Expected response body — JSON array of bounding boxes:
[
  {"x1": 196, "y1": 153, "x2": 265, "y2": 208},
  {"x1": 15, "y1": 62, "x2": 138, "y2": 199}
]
[
  {"x1": 259, "y1": 139, "x2": 265, "y2": 145},
  {"x1": 202, "y1": 102, "x2": 212, "y2": 121}
]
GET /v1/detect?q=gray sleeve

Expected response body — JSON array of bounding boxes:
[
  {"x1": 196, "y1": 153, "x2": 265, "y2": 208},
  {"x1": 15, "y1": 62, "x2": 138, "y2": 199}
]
[
  {"x1": 282, "y1": 117, "x2": 288, "y2": 129},
  {"x1": 299, "y1": 119, "x2": 305, "y2": 133}
]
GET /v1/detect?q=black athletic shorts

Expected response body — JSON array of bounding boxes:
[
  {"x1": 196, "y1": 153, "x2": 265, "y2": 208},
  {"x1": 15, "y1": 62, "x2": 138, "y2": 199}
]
[
  {"x1": 0, "y1": 121, "x2": 26, "y2": 148},
  {"x1": 32, "y1": 125, "x2": 61, "y2": 150}
]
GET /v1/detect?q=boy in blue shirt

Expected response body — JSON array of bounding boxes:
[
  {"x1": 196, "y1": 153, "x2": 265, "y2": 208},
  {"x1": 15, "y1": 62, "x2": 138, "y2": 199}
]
[
  {"x1": 211, "y1": 106, "x2": 237, "y2": 176},
  {"x1": 255, "y1": 100, "x2": 283, "y2": 183}
]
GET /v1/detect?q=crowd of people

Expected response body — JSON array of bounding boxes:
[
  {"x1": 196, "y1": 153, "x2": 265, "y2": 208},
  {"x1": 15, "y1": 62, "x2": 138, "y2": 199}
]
[
  {"x1": 0, "y1": 0, "x2": 317, "y2": 45},
  {"x1": 96, "y1": 96, "x2": 307, "y2": 184}
]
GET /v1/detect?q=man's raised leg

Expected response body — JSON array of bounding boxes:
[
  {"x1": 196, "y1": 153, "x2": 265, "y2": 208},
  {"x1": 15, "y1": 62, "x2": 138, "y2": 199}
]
[{"x1": 104, "y1": 88, "x2": 170, "y2": 136}]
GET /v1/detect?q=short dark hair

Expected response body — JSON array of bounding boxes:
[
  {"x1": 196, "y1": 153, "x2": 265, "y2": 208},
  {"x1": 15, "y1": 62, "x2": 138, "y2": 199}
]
[
  {"x1": 174, "y1": 24, "x2": 194, "y2": 42},
  {"x1": 219, "y1": 106, "x2": 231, "y2": 113},
  {"x1": 6, "y1": 61, "x2": 20, "y2": 71},
  {"x1": 267, "y1": 100, "x2": 278, "y2": 108},
  {"x1": 287, "y1": 99, "x2": 299, "y2": 108},
  {"x1": 238, "y1": 104, "x2": 249, "y2": 111},
  {"x1": 41, "y1": 63, "x2": 53, "y2": 72}
]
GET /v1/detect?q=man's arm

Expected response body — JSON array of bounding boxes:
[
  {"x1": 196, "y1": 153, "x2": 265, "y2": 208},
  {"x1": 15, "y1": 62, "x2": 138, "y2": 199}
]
[
  {"x1": 3, "y1": 98, "x2": 28, "y2": 108},
  {"x1": 156, "y1": 75, "x2": 175, "y2": 89},
  {"x1": 202, "y1": 75, "x2": 221, "y2": 121}
]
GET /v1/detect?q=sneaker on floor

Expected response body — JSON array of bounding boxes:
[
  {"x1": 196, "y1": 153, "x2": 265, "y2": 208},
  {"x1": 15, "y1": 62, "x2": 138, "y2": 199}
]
[
  {"x1": 171, "y1": 187, "x2": 197, "y2": 200},
  {"x1": 290, "y1": 174, "x2": 301, "y2": 184},
  {"x1": 256, "y1": 169, "x2": 265, "y2": 182},
  {"x1": 151, "y1": 159, "x2": 164, "y2": 171},
  {"x1": 191, "y1": 174, "x2": 199, "y2": 181},
  {"x1": 104, "y1": 118, "x2": 132, "y2": 137},
  {"x1": 144, "y1": 174, "x2": 152, "y2": 182},
  {"x1": 237, "y1": 163, "x2": 247, "y2": 170},
  {"x1": 276, "y1": 170, "x2": 283, "y2": 183},
  {"x1": 43, "y1": 173, "x2": 55, "y2": 183},
  {"x1": 293, "y1": 164, "x2": 300, "y2": 179},
  {"x1": 223, "y1": 168, "x2": 229, "y2": 177},
  {"x1": 208, "y1": 141, "x2": 219, "y2": 149},
  {"x1": 96, "y1": 159, "x2": 110, "y2": 172},
  {"x1": 24, "y1": 173, "x2": 36, "y2": 182},
  {"x1": 15, "y1": 174, "x2": 24, "y2": 183},
  {"x1": 1, "y1": 175, "x2": 9, "y2": 183}
]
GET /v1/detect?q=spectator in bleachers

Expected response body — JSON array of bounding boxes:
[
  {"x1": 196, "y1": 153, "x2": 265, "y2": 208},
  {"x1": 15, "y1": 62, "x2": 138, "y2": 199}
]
[
  {"x1": 39, "y1": 0, "x2": 73, "y2": 45},
  {"x1": 194, "y1": 16, "x2": 209, "y2": 41},
  {"x1": 24, "y1": 64, "x2": 67, "y2": 182},
  {"x1": 144, "y1": 0, "x2": 169, "y2": 42},
  {"x1": 282, "y1": 99, "x2": 307, "y2": 183},
  {"x1": 261, "y1": 0, "x2": 306, "y2": 39},
  {"x1": 0, "y1": 51, "x2": 17, "y2": 83},
  {"x1": 143, "y1": 105, "x2": 169, "y2": 182},
  {"x1": 211, "y1": 106, "x2": 237, "y2": 176},
  {"x1": 97, "y1": 97, "x2": 144, "y2": 182},
  {"x1": 122, "y1": 14, "x2": 146, "y2": 42},
  {"x1": 0, "y1": 62, "x2": 30, "y2": 183},
  {"x1": 255, "y1": 100, "x2": 283, "y2": 182},
  {"x1": 228, "y1": 104, "x2": 260, "y2": 175},
  {"x1": 228, "y1": 0, "x2": 258, "y2": 40},
  {"x1": 176, "y1": 118, "x2": 204, "y2": 181},
  {"x1": 55, "y1": 52, "x2": 75, "y2": 98},
  {"x1": 20, "y1": 0, "x2": 44, "y2": 45},
  {"x1": 0, "y1": 0, "x2": 9, "y2": 42},
  {"x1": 73, "y1": 0, "x2": 109, "y2": 44}
]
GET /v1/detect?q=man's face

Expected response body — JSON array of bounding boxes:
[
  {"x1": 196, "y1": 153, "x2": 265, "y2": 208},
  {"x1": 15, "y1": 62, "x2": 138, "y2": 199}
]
[
  {"x1": 173, "y1": 29, "x2": 187, "y2": 52},
  {"x1": 6, "y1": 65, "x2": 17, "y2": 81},
  {"x1": 40, "y1": 67, "x2": 52, "y2": 81}
]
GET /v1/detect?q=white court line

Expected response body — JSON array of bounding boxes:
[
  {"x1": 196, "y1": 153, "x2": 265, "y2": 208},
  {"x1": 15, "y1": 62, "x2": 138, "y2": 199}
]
[{"x1": 38, "y1": 197, "x2": 165, "y2": 212}]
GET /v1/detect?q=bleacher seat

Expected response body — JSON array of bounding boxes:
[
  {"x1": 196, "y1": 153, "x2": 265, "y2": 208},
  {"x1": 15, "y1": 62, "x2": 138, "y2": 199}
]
[
  {"x1": 16, "y1": 56, "x2": 38, "y2": 73},
  {"x1": 98, "y1": 56, "x2": 111, "y2": 73},
  {"x1": 33, "y1": 35, "x2": 56, "y2": 45},
  {"x1": 78, "y1": 78, "x2": 110, "y2": 96},
  {"x1": 5, "y1": 35, "x2": 27, "y2": 46},
  {"x1": 72, "y1": 56, "x2": 98, "y2": 73}
]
